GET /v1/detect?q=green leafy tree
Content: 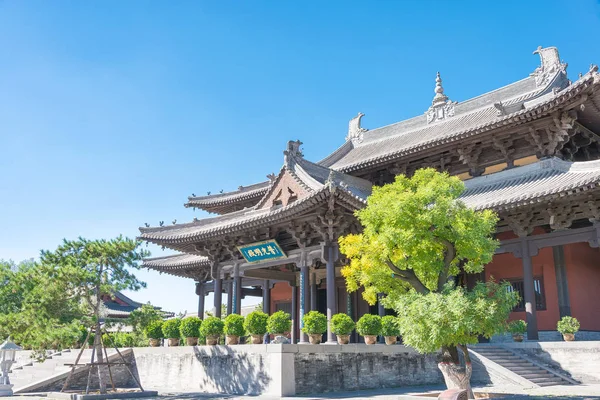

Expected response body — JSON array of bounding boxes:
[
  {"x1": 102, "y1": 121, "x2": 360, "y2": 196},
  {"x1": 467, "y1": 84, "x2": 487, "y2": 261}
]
[
  {"x1": 39, "y1": 236, "x2": 148, "y2": 394},
  {"x1": 339, "y1": 169, "x2": 518, "y2": 396},
  {"x1": 0, "y1": 259, "x2": 85, "y2": 352},
  {"x1": 128, "y1": 303, "x2": 163, "y2": 333}
]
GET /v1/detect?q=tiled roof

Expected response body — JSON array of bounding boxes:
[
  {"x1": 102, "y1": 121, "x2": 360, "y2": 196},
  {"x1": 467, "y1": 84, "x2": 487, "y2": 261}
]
[
  {"x1": 139, "y1": 148, "x2": 372, "y2": 244},
  {"x1": 326, "y1": 70, "x2": 595, "y2": 173},
  {"x1": 143, "y1": 158, "x2": 600, "y2": 272},
  {"x1": 185, "y1": 181, "x2": 271, "y2": 213},
  {"x1": 461, "y1": 158, "x2": 600, "y2": 211},
  {"x1": 143, "y1": 253, "x2": 210, "y2": 268}
]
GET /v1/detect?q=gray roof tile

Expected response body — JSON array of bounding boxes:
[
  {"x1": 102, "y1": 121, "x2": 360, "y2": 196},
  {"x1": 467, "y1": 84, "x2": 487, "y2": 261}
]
[{"x1": 461, "y1": 158, "x2": 600, "y2": 210}]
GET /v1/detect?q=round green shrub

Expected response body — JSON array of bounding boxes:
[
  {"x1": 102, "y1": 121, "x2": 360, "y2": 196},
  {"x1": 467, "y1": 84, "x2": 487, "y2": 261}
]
[
  {"x1": 162, "y1": 318, "x2": 182, "y2": 339},
  {"x1": 200, "y1": 316, "x2": 224, "y2": 337},
  {"x1": 557, "y1": 316, "x2": 580, "y2": 334},
  {"x1": 381, "y1": 316, "x2": 401, "y2": 337},
  {"x1": 331, "y1": 313, "x2": 355, "y2": 335},
  {"x1": 145, "y1": 320, "x2": 164, "y2": 339},
  {"x1": 508, "y1": 319, "x2": 527, "y2": 335},
  {"x1": 110, "y1": 332, "x2": 136, "y2": 348},
  {"x1": 302, "y1": 311, "x2": 327, "y2": 334},
  {"x1": 356, "y1": 314, "x2": 382, "y2": 336},
  {"x1": 180, "y1": 317, "x2": 202, "y2": 338},
  {"x1": 267, "y1": 310, "x2": 291, "y2": 334},
  {"x1": 244, "y1": 311, "x2": 268, "y2": 335},
  {"x1": 224, "y1": 314, "x2": 245, "y2": 337}
]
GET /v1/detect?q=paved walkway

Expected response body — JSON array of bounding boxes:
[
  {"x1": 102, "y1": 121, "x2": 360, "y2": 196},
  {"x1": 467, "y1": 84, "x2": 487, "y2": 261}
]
[{"x1": 5, "y1": 384, "x2": 600, "y2": 399}]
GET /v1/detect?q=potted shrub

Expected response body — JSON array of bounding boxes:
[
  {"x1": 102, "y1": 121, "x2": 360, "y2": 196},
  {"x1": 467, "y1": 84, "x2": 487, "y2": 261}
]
[
  {"x1": 508, "y1": 320, "x2": 527, "y2": 342},
  {"x1": 224, "y1": 314, "x2": 245, "y2": 345},
  {"x1": 381, "y1": 315, "x2": 401, "y2": 345},
  {"x1": 302, "y1": 311, "x2": 327, "y2": 344},
  {"x1": 244, "y1": 311, "x2": 268, "y2": 344},
  {"x1": 162, "y1": 318, "x2": 182, "y2": 346},
  {"x1": 145, "y1": 320, "x2": 164, "y2": 347},
  {"x1": 200, "y1": 316, "x2": 224, "y2": 345},
  {"x1": 356, "y1": 314, "x2": 382, "y2": 345},
  {"x1": 557, "y1": 316, "x2": 580, "y2": 341},
  {"x1": 180, "y1": 317, "x2": 202, "y2": 346},
  {"x1": 267, "y1": 310, "x2": 292, "y2": 340},
  {"x1": 330, "y1": 313, "x2": 355, "y2": 344}
]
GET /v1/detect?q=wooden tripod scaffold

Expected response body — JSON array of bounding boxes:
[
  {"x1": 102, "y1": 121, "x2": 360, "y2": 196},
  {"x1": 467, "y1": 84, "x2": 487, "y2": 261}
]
[{"x1": 60, "y1": 325, "x2": 144, "y2": 394}]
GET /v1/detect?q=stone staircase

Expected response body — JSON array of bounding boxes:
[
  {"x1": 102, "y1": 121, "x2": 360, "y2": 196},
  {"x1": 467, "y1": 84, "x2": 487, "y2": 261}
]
[
  {"x1": 471, "y1": 345, "x2": 571, "y2": 387},
  {"x1": 10, "y1": 349, "x2": 116, "y2": 392}
]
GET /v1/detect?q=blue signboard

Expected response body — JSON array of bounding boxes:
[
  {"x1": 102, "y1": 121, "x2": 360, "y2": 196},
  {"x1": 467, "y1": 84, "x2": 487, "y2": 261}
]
[{"x1": 237, "y1": 240, "x2": 287, "y2": 263}]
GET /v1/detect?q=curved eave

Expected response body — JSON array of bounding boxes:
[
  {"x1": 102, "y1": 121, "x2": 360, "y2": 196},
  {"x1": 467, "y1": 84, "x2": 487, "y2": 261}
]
[
  {"x1": 140, "y1": 185, "x2": 366, "y2": 245},
  {"x1": 143, "y1": 254, "x2": 211, "y2": 279},
  {"x1": 334, "y1": 72, "x2": 599, "y2": 174},
  {"x1": 185, "y1": 182, "x2": 271, "y2": 214}
]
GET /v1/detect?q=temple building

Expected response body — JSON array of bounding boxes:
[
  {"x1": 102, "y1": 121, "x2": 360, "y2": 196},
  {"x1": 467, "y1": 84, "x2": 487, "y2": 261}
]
[{"x1": 141, "y1": 46, "x2": 600, "y2": 342}]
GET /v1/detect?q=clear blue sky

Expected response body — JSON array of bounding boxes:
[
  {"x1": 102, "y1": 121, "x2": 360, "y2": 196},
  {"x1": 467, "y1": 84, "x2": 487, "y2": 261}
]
[{"x1": 1, "y1": 0, "x2": 599, "y2": 314}]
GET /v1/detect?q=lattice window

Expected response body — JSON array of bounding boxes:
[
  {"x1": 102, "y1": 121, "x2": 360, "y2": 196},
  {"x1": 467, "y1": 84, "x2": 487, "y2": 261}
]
[{"x1": 506, "y1": 277, "x2": 546, "y2": 311}]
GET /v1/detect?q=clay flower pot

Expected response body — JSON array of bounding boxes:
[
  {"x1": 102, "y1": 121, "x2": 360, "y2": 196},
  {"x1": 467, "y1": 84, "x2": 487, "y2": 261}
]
[
  {"x1": 512, "y1": 334, "x2": 524, "y2": 342},
  {"x1": 226, "y1": 335, "x2": 240, "y2": 345},
  {"x1": 206, "y1": 335, "x2": 220, "y2": 345},
  {"x1": 384, "y1": 336, "x2": 397, "y2": 345},
  {"x1": 308, "y1": 334, "x2": 322, "y2": 344},
  {"x1": 149, "y1": 339, "x2": 161, "y2": 347},
  {"x1": 563, "y1": 333, "x2": 575, "y2": 342},
  {"x1": 250, "y1": 334, "x2": 263, "y2": 344},
  {"x1": 186, "y1": 337, "x2": 198, "y2": 346},
  {"x1": 363, "y1": 335, "x2": 377, "y2": 345},
  {"x1": 168, "y1": 338, "x2": 180, "y2": 347},
  {"x1": 336, "y1": 334, "x2": 350, "y2": 345}
]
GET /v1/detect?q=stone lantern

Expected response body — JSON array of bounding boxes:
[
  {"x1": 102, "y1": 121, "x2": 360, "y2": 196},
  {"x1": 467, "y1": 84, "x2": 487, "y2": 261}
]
[{"x1": 0, "y1": 337, "x2": 22, "y2": 396}]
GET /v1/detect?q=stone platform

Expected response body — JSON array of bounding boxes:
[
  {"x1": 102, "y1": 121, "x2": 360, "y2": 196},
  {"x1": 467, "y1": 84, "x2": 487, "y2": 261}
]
[{"x1": 131, "y1": 344, "x2": 442, "y2": 397}]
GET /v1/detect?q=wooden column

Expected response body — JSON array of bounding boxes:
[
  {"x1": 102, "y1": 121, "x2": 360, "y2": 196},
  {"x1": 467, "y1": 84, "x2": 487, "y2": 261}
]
[
  {"x1": 310, "y1": 272, "x2": 317, "y2": 312},
  {"x1": 214, "y1": 278, "x2": 222, "y2": 319},
  {"x1": 233, "y1": 265, "x2": 242, "y2": 314},
  {"x1": 299, "y1": 263, "x2": 310, "y2": 343},
  {"x1": 324, "y1": 243, "x2": 339, "y2": 343},
  {"x1": 291, "y1": 283, "x2": 298, "y2": 344},
  {"x1": 226, "y1": 281, "x2": 233, "y2": 316},
  {"x1": 196, "y1": 282, "x2": 205, "y2": 319},
  {"x1": 552, "y1": 245, "x2": 571, "y2": 318},
  {"x1": 262, "y1": 280, "x2": 270, "y2": 314},
  {"x1": 520, "y1": 238, "x2": 538, "y2": 340},
  {"x1": 378, "y1": 293, "x2": 385, "y2": 343}
]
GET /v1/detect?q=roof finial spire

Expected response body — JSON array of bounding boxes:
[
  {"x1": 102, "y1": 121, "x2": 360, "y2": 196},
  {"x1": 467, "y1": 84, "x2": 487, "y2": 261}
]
[{"x1": 432, "y1": 72, "x2": 448, "y2": 106}]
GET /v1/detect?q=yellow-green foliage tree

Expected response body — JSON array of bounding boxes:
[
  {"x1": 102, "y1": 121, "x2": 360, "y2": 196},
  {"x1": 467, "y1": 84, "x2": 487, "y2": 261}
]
[{"x1": 339, "y1": 169, "x2": 518, "y2": 397}]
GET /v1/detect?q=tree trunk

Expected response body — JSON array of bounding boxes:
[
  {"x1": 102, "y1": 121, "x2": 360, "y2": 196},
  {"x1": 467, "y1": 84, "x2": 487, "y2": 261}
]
[
  {"x1": 94, "y1": 320, "x2": 107, "y2": 394},
  {"x1": 438, "y1": 345, "x2": 474, "y2": 399}
]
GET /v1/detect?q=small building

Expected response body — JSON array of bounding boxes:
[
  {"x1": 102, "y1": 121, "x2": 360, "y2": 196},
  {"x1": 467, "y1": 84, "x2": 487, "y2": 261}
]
[
  {"x1": 101, "y1": 291, "x2": 174, "y2": 320},
  {"x1": 140, "y1": 46, "x2": 600, "y2": 342}
]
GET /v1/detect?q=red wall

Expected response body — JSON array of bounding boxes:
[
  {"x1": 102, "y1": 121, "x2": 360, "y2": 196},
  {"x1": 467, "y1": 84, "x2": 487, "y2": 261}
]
[
  {"x1": 485, "y1": 247, "x2": 560, "y2": 330},
  {"x1": 564, "y1": 243, "x2": 600, "y2": 331},
  {"x1": 269, "y1": 282, "x2": 292, "y2": 314}
]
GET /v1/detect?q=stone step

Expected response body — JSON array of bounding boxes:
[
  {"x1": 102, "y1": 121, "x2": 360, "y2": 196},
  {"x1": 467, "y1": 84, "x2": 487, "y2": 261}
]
[
  {"x1": 476, "y1": 352, "x2": 515, "y2": 357},
  {"x1": 537, "y1": 381, "x2": 568, "y2": 387},
  {"x1": 483, "y1": 354, "x2": 521, "y2": 360},
  {"x1": 521, "y1": 372, "x2": 551, "y2": 379},
  {"x1": 504, "y1": 368, "x2": 541, "y2": 375},
  {"x1": 529, "y1": 376, "x2": 566, "y2": 383},
  {"x1": 492, "y1": 359, "x2": 531, "y2": 364},
  {"x1": 508, "y1": 366, "x2": 544, "y2": 372}
]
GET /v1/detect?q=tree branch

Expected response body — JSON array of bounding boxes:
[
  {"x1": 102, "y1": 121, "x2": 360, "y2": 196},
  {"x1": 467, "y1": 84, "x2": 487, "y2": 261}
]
[
  {"x1": 385, "y1": 259, "x2": 429, "y2": 294},
  {"x1": 437, "y1": 238, "x2": 456, "y2": 292}
]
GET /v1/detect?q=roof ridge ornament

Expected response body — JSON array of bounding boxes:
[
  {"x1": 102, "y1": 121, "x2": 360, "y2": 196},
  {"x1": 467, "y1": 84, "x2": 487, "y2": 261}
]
[
  {"x1": 283, "y1": 140, "x2": 303, "y2": 168},
  {"x1": 346, "y1": 112, "x2": 368, "y2": 144},
  {"x1": 531, "y1": 46, "x2": 568, "y2": 87},
  {"x1": 426, "y1": 72, "x2": 456, "y2": 124}
]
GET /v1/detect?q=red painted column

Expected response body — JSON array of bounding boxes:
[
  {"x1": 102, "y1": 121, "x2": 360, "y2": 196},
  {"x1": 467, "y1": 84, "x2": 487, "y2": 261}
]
[{"x1": 521, "y1": 239, "x2": 539, "y2": 340}]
